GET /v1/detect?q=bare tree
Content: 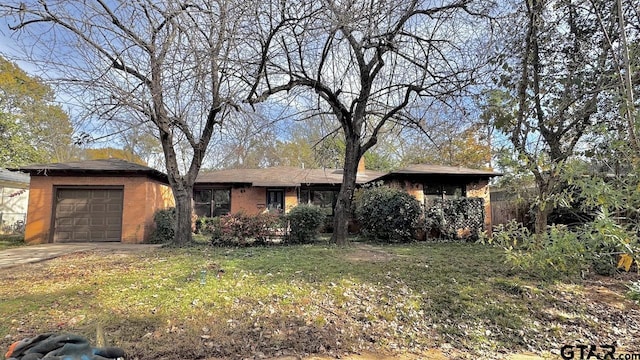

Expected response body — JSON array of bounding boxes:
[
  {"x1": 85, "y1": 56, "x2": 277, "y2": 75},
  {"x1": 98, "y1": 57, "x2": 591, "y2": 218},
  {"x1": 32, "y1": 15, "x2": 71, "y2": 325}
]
[
  {"x1": 1, "y1": 1, "x2": 258, "y2": 244},
  {"x1": 247, "y1": 0, "x2": 494, "y2": 244}
]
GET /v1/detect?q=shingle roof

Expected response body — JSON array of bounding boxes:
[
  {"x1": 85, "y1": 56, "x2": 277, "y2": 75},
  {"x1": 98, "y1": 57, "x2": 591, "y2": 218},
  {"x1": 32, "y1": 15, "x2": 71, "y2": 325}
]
[
  {"x1": 11, "y1": 160, "x2": 499, "y2": 189},
  {"x1": 196, "y1": 167, "x2": 385, "y2": 186},
  {"x1": 388, "y1": 164, "x2": 501, "y2": 176},
  {"x1": 0, "y1": 168, "x2": 30, "y2": 187},
  {"x1": 15, "y1": 159, "x2": 168, "y2": 183}
]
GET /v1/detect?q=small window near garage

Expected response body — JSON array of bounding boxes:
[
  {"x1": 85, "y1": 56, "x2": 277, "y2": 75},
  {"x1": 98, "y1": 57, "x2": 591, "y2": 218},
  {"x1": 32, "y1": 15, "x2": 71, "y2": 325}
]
[{"x1": 194, "y1": 188, "x2": 231, "y2": 217}]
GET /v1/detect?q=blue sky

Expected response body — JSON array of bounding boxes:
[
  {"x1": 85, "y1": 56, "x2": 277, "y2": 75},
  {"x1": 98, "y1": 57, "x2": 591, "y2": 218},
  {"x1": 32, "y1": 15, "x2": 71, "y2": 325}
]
[{"x1": 0, "y1": 16, "x2": 39, "y2": 72}]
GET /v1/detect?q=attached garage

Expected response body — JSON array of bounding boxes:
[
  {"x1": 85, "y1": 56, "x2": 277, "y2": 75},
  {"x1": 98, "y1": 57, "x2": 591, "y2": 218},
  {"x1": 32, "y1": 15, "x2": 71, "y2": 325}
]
[
  {"x1": 16, "y1": 159, "x2": 175, "y2": 244},
  {"x1": 53, "y1": 187, "x2": 124, "y2": 242}
]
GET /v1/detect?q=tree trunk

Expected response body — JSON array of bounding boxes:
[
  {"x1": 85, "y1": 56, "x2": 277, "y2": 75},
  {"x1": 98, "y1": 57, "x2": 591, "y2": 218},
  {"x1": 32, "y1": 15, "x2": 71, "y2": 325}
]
[
  {"x1": 172, "y1": 184, "x2": 194, "y2": 246},
  {"x1": 533, "y1": 176, "x2": 553, "y2": 245},
  {"x1": 534, "y1": 204, "x2": 550, "y2": 243},
  {"x1": 332, "y1": 140, "x2": 360, "y2": 246}
]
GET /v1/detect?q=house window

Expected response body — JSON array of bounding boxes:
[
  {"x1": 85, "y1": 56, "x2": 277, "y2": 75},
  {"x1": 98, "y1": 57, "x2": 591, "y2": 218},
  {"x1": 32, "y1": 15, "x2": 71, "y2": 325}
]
[
  {"x1": 299, "y1": 189, "x2": 338, "y2": 216},
  {"x1": 424, "y1": 184, "x2": 465, "y2": 201},
  {"x1": 194, "y1": 188, "x2": 231, "y2": 217},
  {"x1": 267, "y1": 189, "x2": 284, "y2": 212}
]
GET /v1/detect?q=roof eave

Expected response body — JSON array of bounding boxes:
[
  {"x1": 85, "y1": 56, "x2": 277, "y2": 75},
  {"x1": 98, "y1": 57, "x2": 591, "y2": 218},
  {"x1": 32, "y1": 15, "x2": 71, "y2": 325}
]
[{"x1": 18, "y1": 168, "x2": 169, "y2": 184}]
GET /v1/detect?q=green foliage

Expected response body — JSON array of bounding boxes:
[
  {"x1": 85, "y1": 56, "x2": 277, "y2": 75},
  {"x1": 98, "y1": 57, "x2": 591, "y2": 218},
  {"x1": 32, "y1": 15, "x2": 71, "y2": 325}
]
[
  {"x1": 0, "y1": 234, "x2": 25, "y2": 250},
  {"x1": 286, "y1": 205, "x2": 326, "y2": 244},
  {"x1": 424, "y1": 198, "x2": 485, "y2": 241},
  {"x1": 489, "y1": 222, "x2": 588, "y2": 280},
  {"x1": 0, "y1": 112, "x2": 42, "y2": 166},
  {"x1": 627, "y1": 281, "x2": 640, "y2": 303},
  {"x1": 209, "y1": 212, "x2": 283, "y2": 246},
  {"x1": 483, "y1": 220, "x2": 531, "y2": 248},
  {"x1": 0, "y1": 56, "x2": 74, "y2": 166},
  {"x1": 488, "y1": 216, "x2": 639, "y2": 280},
  {"x1": 354, "y1": 185, "x2": 422, "y2": 243},
  {"x1": 195, "y1": 216, "x2": 217, "y2": 235},
  {"x1": 559, "y1": 162, "x2": 640, "y2": 274},
  {"x1": 363, "y1": 150, "x2": 395, "y2": 172},
  {"x1": 150, "y1": 208, "x2": 175, "y2": 244},
  {"x1": 510, "y1": 226, "x2": 590, "y2": 281}
]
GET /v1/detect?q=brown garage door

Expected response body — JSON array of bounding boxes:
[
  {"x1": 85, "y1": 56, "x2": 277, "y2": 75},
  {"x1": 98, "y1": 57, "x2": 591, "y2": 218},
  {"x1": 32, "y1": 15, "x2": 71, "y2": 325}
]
[{"x1": 53, "y1": 188, "x2": 124, "y2": 242}]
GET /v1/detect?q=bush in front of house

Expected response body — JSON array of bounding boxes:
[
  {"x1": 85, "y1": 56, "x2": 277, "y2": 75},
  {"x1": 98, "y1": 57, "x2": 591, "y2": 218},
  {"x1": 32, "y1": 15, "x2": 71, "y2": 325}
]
[
  {"x1": 355, "y1": 185, "x2": 422, "y2": 243},
  {"x1": 209, "y1": 212, "x2": 284, "y2": 246},
  {"x1": 286, "y1": 205, "x2": 326, "y2": 244},
  {"x1": 150, "y1": 207, "x2": 175, "y2": 244},
  {"x1": 195, "y1": 216, "x2": 217, "y2": 235}
]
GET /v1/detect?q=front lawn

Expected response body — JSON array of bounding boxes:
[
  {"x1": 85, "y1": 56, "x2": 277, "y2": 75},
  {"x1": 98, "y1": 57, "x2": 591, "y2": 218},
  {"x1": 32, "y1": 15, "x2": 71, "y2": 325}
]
[{"x1": 0, "y1": 242, "x2": 638, "y2": 359}]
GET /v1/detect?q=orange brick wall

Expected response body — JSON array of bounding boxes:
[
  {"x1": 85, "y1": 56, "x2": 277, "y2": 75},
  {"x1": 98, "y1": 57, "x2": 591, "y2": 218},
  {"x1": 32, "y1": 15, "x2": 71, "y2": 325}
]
[
  {"x1": 24, "y1": 175, "x2": 174, "y2": 244},
  {"x1": 229, "y1": 186, "x2": 299, "y2": 214},
  {"x1": 230, "y1": 187, "x2": 265, "y2": 215},
  {"x1": 144, "y1": 180, "x2": 176, "y2": 243},
  {"x1": 386, "y1": 179, "x2": 425, "y2": 204},
  {"x1": 284, "y1": 188, "x2": 298, "y2": 212}
]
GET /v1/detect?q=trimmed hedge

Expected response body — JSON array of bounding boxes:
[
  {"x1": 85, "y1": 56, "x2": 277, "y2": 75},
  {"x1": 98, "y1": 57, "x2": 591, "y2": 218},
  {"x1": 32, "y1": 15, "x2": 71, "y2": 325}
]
[{"x1": 354, "y1": 186, "x2": 422, "y2": 243}]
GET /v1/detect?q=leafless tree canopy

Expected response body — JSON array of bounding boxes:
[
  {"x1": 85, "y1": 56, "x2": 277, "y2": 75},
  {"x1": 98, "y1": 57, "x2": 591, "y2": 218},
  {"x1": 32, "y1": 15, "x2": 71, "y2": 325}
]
[
  {"x1": 249, "y1": 0, "x2": 493, "y2": 148},
  {"x1": 1, "y1": 0, "x2": 496, "y2": 244},
  {"x1": 246, "y1": 0, "x2": 495, "y2": 243},
  {"x1": 1, "y1": 0, "x2": 264, "y2": 244},
  {"x1": 3, "y1": 0, "x2": 257, "y2": 178}
]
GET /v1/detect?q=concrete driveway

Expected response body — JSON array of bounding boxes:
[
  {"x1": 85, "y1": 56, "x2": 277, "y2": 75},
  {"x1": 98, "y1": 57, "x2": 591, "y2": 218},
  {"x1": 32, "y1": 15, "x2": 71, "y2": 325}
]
[{"x1": 0, "y1": 243, "x2": 162, "y2": 270}]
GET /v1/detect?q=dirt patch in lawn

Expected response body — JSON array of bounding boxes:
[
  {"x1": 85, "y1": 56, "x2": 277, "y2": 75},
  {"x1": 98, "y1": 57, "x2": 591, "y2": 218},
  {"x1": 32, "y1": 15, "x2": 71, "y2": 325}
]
[{"x1": 344, "y1": 243, "x2": 396, "y2": 262}]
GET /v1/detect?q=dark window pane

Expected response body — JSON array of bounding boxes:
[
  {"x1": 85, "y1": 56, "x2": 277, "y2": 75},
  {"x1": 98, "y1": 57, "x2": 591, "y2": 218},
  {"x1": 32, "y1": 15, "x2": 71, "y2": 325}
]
[
  {"x1": 194, "y1": 189, "x2": 212, "y2": 203},
  {"x1": 423, "y1": 184, "x2": 442, "y2": 195},
  {"x1": 194, "y1": 189, "x2": 212, "y2": 217},
  {"x1": 442, "y1": 185, "x2": 465, "y2": 199},
  {"x1": 311, "y1": 190, "x2": 336, "y2": 216},
  {"x1": 194, "y1": 204, "x2": 211, "y2": 217},
  {"x1": 194, "y1": 189, "x2": 231, "y2": 217},
  {"x1": 213, "y1": 189, "x2": 231, "y2": 216},
  {"x1": 311, "y1": 191, "x2": 333, "y2": 207},
  {"x1": 300, "y1": 190, "x2": 310, "y2": 205},
  {"x1": 267, "y1": 190, "x2": 284, "y2": 211}
]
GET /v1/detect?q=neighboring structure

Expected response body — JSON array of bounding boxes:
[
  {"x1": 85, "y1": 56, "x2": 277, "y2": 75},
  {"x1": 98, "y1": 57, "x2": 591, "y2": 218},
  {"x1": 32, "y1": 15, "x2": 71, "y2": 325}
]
[
  {"x1": 17, "y1": 159, "x2": 174, "y2": 244},
  {"x1": 16, "y1": 159, "x2": 500, "y2": 244},
  {"x1": 0, "y1": 168, "x2": 30, "y2": 234}
]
